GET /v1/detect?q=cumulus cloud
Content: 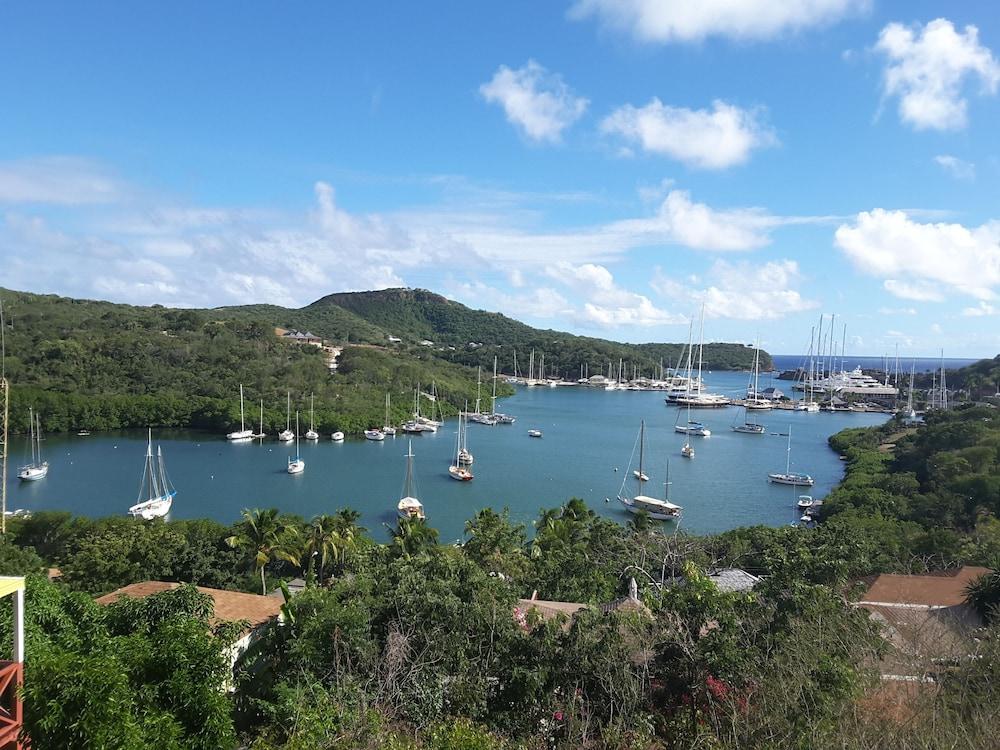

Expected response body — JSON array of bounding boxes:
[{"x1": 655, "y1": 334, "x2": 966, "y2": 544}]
[
  {"x1": 877, "y1": 306, "x2": 918, "y2": 316},
  {"x1": 601, "y1": 99, "x2": 776, "y2": 169},
  {"x1": 934, "y1": 154, "x2": 975, "y2": 180},
  {"x1": 479, "y1": 60, "x2": 588, "y2": 143},
  {"x1": 569, "y1": 0, "x2": 869, "y2": 43},
  {"x1": 544, "y1": 261, "x2": 684, "y2": 327},
  {"x1": 963, "y1": 302, "x2": 997, "y2": 317},
  {"x1": 0, "y1": 156, "x2": 123, "y2": 204},
  {"x1": 446, "y1": 280, "x2": 571, "y2": 320},
  {"x1": 835, "y1": 209, "x2": 1000, "y2": 300},
  {"x1": 882, "y1": 279, "x2": 944, "y2": 302},
  {"x1": 876, "y1": 18, "x2": 1000, "y2": 130},
  {"x1": 651, "y1": 259, "x2": 817, "y2": 320}
]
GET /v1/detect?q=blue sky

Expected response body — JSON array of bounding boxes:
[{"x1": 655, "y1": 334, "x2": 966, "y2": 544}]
[{"x1": 1, "y1": 2, "x2": 999, "y2": 356}]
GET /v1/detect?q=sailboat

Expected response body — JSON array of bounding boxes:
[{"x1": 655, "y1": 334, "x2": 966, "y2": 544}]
[
  {"x1": 415, "y1": 382, "x2": 443, "y2": 430},
  {"x1": 902, "y1": 360, "x2": 920, "y2": 425},
  {"x1": 226, "y1": 384, "x2": 254, "y2": 442},
  {"x1": 733, "y1": 342, "x2": 766, "y2": 434},
  {"x1": 768, "y1": 426, "x2": 814, "y2": 486},
  {"x1": 305, "y1": 394, "x2": 320, "y2": 440},
  {"x1": 489, "y1": 355, "x2": 516, "y2": 423},
  {"x1": 617, "y1": 421, "x2": 682, "y2": 520},
  {"x1": 278, "y1": 392, "x2": 294, "y2": 442},
  {"x1": 287, "y1": 412, "x2": 305, "y2": 474},
  {"x1": 364, "y1": 426, "x2": 385, "y2": 441},
  {"x1": 253, "y1": 399, "x2": 267, "y2": 439},
  {"x1": 457, "y1": 404, "x2": 473, "y2": 465},
  {"x1": 128, "y1": 430, "x2": 175, "y2": 519},
  {"x1": 397, "y1": 440, "x2": 425, "y2": 520},
  {"x1": 448, "y1": 412, "x2": 474, "y2": 481},
  {"x1": 794, "y1": 324, "x2": 821, "y2": 412},
  {"x1": 675, "y1": 306, "x2": 729, "y2": 408},
  {"x1": 382, "y1": 393, "x2": 397, "y2": 435},
  {"x1": 17, "y1": 408, "x2": 49, "y2": 481}
]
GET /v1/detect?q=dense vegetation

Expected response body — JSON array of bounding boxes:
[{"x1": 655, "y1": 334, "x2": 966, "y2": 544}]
[
  {"x1": 2, "y1": 287, "x2": 762, "y2": 435},
  {"x1": 7, "y1": 390, "x2": 1000, "y2": 750}
]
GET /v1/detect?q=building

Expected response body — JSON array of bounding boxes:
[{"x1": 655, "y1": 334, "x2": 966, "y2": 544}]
[
  {"x1": 856, "y1": 566, "x2": 989, "y2": 681},
  {"x1": 96, "y1": 582, "x2": 283, "y2": 675},
  {"x1": 514, "y1": 578, "x2": 651, "y2": 631},
  {"x1": 0, "y1": 577, "x2": 24, "y2": 750},
  {"x1": 281, "y1": 330, "x2": 323, "y2": 346}
]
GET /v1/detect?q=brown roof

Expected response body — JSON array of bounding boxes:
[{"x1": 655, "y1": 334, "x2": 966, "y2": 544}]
[
  {"x1": 859, "y1": 566, "x2": 991, "y2": 608},
  {"x1": 95, "y1": 581, "x2": 282, "y2": 631},
  {"x1": 516, "y1": 598, "x2": 587, "y2": 626}
]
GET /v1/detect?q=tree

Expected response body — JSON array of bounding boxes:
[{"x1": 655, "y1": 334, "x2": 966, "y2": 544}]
[
  {"x1": 302, "y1": 515, "x2": 344, "y2": 584},
  {"x1": 226, "y1": 508, "x2": 299, "y2": 595},
  {"x1": 391, "y1": 517, "x2": 439, "y2": 558}
]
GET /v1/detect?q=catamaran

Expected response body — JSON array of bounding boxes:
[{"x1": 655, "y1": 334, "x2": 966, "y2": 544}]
[
  {"x1": 448, "y1": 413, "x2": 474, "y2": 481},
  {"x1": 768, "y1": 426, "x2": 814, "y2": 486},
  {"x1": 287, "y1": 412, "x2": 305, "y2": 474},
  {"x1": 382, "y1": 393, "x2": 397, "y2": 435},
  {"x1": 128, "y1": 430, "x2": 175, "y2": 519},
  {"x1": 397, "y1": 440, "x2": 425, "y2": 520},
  {"x1": 226, "y1": 384, "x2": 254, "y2": 442},
  {"x1": 18, "y1": 407, "x2": 49, "y2": 481},
  {"x1": 617, "y1": 420, "x2": 682, "y2": 520},
  {"x1": 278, "y1": 392, "x2": 294, "y2": 442},
  {"x1": 305, "y1": 394, "x2": 319, "y2": 440}
]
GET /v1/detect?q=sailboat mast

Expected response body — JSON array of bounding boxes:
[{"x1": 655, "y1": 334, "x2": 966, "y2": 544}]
[
  {"x1": 259, "y1": 399, "x2": 264, "y2": 435},
  {"x1": 638, "y1": 420, "x2": 645, "y2": 488},
  {"x1": 404, "y1": 440, "x2": 414, "y2": 497},
  {"x1": 36, "y1": 412, "x2": 42, "y2": 463},
  {"x1": 310, "y1": 394, "x2": 315, "y2": 430},
  {"x1": 696, "y1": 304, "x2": 705, "y2": 389},
  {"x1": 785, "y1": 426, "x2": 792, "y2": 475},
  {"x1": 28, "y1": 407, "x2": 35, "y2": 465},
  {"x1": 491, "y1": 356, "x2": 498, "y2": 413},
  {"x1": 285, "y1": 391, "x2": 290, "y2": 431},
  {"x1": 475, "y1": 366, "x2": 482, "y2": 414}
]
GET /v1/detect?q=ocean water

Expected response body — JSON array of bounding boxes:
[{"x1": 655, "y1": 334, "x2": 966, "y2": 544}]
[{"x1": 5, "y1": 370, "x2": 889, "y2": 541}]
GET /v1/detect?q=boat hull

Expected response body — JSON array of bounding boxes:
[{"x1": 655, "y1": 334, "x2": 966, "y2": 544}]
[
  {"x1": 18, "y1": 463, "x2": 49, "y2": 481},
  {"x1": 227, "y1": 429, "x2": 254, "y2": 442},
  {"x1": 129, "y1": 492, "x2": 174, "y2": 520},
  {"x1": 364, "y1": 430, "x2": 386, "y2": 441},
  {"x1": 618, "y1": 495, "x2": 681, "y2": 521},
  {"x1": 287, "y1": 459, "x2": 305, "y2": 474},
  {"x1": 768, "y1": 473, "x2": 815, "y2": 486},
  {"x1": 448, "y1": 466, "x2": 473, "y2": 481},
  {"x1": 732, "y1": 425, "x2": 765, "y2": 434},
  {"x1": 331, "y1": 432, "x2": 345, "y2": 442},
  {"x1": 278, "y1": 430, "x2": 294, "y2": 442},
  {"x1": 675, "y1": 426, "x2": 711, "y2": 437}
]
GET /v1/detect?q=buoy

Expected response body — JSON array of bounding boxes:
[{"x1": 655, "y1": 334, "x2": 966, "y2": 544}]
[{"x1": 614, "y1": 467, "x2": 618, "y2": 472}]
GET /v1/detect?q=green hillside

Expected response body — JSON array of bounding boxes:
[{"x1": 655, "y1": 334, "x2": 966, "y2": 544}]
[{"x1": 311, "y1": 288, "x2": 768, "y2": 376}]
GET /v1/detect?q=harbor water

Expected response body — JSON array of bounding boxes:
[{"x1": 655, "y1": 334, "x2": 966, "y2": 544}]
[{"x1": 6, "y1": 370, "x2": 889, "y2": 541}]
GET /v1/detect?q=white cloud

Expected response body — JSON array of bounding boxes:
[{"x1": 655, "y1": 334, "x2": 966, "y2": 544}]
[
  {"x1": 835, "y1": 209, "x2": 1000, "y2": 300},
  {"x1": 544, "y1": 261, "x2": 683, "y2": 327},
  {"x1": 0, "y1": 157, "x2": 123, "y2": 204},
  {"x1": 882, "y1": 279, "x2": 944, "y2": 302},
  {"x1": 651, "y1": 259, "x2": 817, "y2": 320},
  {"x1": 962, "y1": 302, "x2": 997, "y2": 317},
  {"x1": 601, "y1": 99, "x2": 776, "y2": 169},
  {"x1": 876, "y1": 18, "x2": 1000, "y2": 130},
  {"x1": 569, "y1": 0, "x2": 869, "y2": 43},
  {"x1": 877, "y1": 306, "x2": 918, "y2": 315},
  {"x1": 447, "y1": 280, "x2": 571, "y2": 320},
  {"x1": 934, "y1": 154, "x2": 975, "y2": 180},
  {"x1": 479, "y1": 60, "x2": 588, "y2": 143}
]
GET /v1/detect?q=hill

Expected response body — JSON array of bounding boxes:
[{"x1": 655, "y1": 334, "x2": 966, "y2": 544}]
[{"x1": 310, "y1": 288, "x2": 768, "y2": 376}]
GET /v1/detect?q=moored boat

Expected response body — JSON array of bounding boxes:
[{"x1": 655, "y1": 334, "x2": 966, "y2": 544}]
[
  {"x1": 768, "y1": 427, "x2": 813, "y2": 486},
  {"x1": 365, "y1": 428, "x2": 385, "y2": 441},
  {"x1": 397, "y1": 440, "x2": 425, "y2": 520},
  {"x1": 226, "y1": 384, "x2": 254, "y2": 442},
  {"x1": 278, "y1": 392, "x2": 294, "y2": 442},
  {"x1": 617, "y1": 420, "x2": 682, "y2": 520},
  {"x1": 18, "y1": 408, "x2": 49, "y2": 481},
  {"x1": 287, "y1": 412, "x2": 305, "y2": 474},
  {"x1": 128, "y1": 430, "x2": 175, "y2": 519}
]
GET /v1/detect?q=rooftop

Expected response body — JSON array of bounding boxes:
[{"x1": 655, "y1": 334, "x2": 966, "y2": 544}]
[
  {"x1": 96, "y1": 581, "x2": 282, "y2": 632},
  {"x1": 859, "y1": 566, "x2": 991, "y2": 608}
]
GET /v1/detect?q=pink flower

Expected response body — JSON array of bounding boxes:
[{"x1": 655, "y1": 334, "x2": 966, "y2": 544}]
[{"x1": 553, "y1": 711, "x2": 564, "y2": 721}]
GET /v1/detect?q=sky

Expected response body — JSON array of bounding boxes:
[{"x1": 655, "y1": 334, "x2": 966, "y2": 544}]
[{"x1": 1, "y1": 1, "x2": 999, "y2": 356}]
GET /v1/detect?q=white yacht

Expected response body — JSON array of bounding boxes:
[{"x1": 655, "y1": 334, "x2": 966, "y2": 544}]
[
  {"x1": 364, "y1": 428, "x2": 385, "y2": 441},
  {"x1": 397, "y1": 441, "x2": 425, "y2": 520},
  {"x1": 305, "y1": 394, "x2": 320, "y2": 441},
  {"x1": 768, "y1": 427, "x2": 814, "y2": 486},
  {"x1": 331, "y1": 431, "x2": 345, "y2": 442},
  {"x1": 128, "y1": 430, "x2": 175, "y2": 519},
  {"x1": 278, "y1": 392, "x2": 294, "y2": 442},
  {"x1": 382, "y1": 393, "x2": 397, "y2": 435},
  {"x1": 18, "y1": 408, "x2": 49, "y2": 481},
  {"x1": 226, "y1": 384, "x2": 254, "y2": 442},
  {"x1": 287, "y1": 412, "x2": 305, "y2": 474},
  {"x1": 617, "y1": 421, "x2": 682, "y2": 520}
]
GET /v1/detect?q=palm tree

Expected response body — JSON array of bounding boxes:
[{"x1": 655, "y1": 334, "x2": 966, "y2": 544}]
[
  {"x1": 391, "y1": 517, "x2": 439, "y2": 557},
  {"x1": 226, "y1": 508, "x2": 300, "y2": 595},
  {"x1": 304, "y1": 514, "x2": 343, "y2": 584}
]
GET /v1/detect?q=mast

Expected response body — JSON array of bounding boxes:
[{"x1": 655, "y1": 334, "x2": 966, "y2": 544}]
[
  {"x1": 664, "y1": 456, "x2": 671, "y2": 501},
  {"x1": 491, "y1": 356, "x2": 498, "y2": 413},
  {"x1": 294, "y1": 412, "x2": 300, "y2": 458},
  {"x1": 696, "y1": 303, "x2": 705, "y2": 392},
  {"x1": 475, "y1": 366, "x2": 482, "y2": 414},
  {"x1": 940, "y1": 349, "x2": 948, "y2": 410},
  {"x1": 906, "y1": 360, "x2": 915, "y2": 412},
  {"x1": 404, "y1": 440, "x2": 415, "y2": 498},
  {"x1": 259, "y1": 399, "x2": 264, "y2": 437},
  {"x1": 310, "y1": 394, "x2": 315, "y2": 431},
  {"x1": 28, "y1": 407, "x2": 36, "y2": 466},
  {"x1": 285, "y1": 391, "x2": 291, "y2": 431},
  {"x1": 35, "y1": 411, "x2": 42, "y2": 465},
  {"x1": 785, "y1": 426, "x2": 792, "y2": 475},
  {"x1": 638, "y1": 420, "x2": 645, "y2": 489}
]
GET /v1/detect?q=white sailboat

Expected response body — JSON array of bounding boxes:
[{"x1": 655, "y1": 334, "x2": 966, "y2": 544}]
[
  {"x1": 128, "y1": 430, "x2": 174, "y2": 519},
  {"x1": 397, "y1": 440, "x2": 425, "y2": 520},
  {"x1": 287, "y1": 412, "x2": 305, "y2": 474},
  {"x1": 382, "y1": 393, "x2": 397, "y2": 435},
  {"x1": 617, "y1": 420, "x2": 682, "y2": 520},
  {"x1": 458, "y1": 403, "x2": 474, "y2": 465},
  {"x1": 226, "y1": 384, "x2": 254, "y2": 442},
  {"x1": 330, "y1": 430, "x2": 345, "y2": 442},
  {"x1": 768, "y1": 426, "x2": 814, "y2": 486},
  {"x1": 733, "y1": 342, "x2": 767, "y2": 434},
  {"x1": 489, "y1": 355, "x2": 516, "y2": 423},
  {"x1": 674, "y1": 306, "x2": 729, "y2": 408},
  {"x1": 902, "y1": 360, "x2": 920, "y2": 424},
  {"x1": 365, "y1": 427, "x2": 385, "y2": 441},
  {"x1": 17, "y1": 408, "x2": 49, "y2": 481},
  {"x1": 278, "y1": 392, "x2": 295, "y2": 442},
  {"x1": 448, "y1": 412, "x2": 474, "y2": 481},
  {"x1": 253, "y1": 399, "x2": 266, "y2": 439},
  {"x1": 305, "y1": 394, "x2": 320, "y2": 440}
]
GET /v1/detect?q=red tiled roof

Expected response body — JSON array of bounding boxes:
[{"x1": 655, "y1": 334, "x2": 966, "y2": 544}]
[
  {"x1": 859, "y1": 566, "x2": 991, "y2": 608},
  {"x1": 95, "y1": 581, "x2": 281, "y2": 631}
]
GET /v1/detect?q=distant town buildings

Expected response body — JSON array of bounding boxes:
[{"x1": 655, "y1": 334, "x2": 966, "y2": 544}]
[{"x1": 281, "y1": 330, "x2": 322, "y2": 346}]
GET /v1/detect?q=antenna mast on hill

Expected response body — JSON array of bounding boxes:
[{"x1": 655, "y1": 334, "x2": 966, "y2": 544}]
[{"x1": 0, "y1": 297, "x2": 8, "y2": 534}]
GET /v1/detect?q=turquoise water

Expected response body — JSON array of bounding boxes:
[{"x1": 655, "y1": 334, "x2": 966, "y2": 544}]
[{"x1": 5, "y1": 370, "x2": 888, "y2": 541}]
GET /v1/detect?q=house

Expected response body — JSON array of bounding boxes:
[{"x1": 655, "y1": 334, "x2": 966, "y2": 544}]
[
  {"x1": 707, "y1": 568, "x2": 762, "y2": 593},
  {"x1": 856, "y1": 566, "x2": 989, "y2": 681},
  {"x1": 514, "y1": 578, "x2": 651, "y2": 631},
  {"x1": 282, "y1": 330, "x2": 323, "y2": 346},
  {"x1": 96, "y1": 581, "x2": 283, "y2": 675}
]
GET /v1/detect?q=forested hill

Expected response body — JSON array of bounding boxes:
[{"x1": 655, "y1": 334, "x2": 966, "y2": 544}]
[{"x1": 310, "y1": 288, "x2": 768, "y2": 376}]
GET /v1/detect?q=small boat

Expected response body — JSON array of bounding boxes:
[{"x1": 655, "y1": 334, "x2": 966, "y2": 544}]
[
  {"x1": 331, "y1": 431, "x2": 345, "y2": 442},
  {"x1": 402, "y1": 420, "x2": 429, "y2": 434},
  {"x1": 617, "y1": 421, "x2": 682, "y2": 520},
  {"x1": 226, "y1": 384, "x2": 254, "y2": 442},
  {"x1": 287, "y1": 412, "x2": 305, "y2": 474},
  {"x1": 382, "y1": 393, "x2": 397, "y2": 436},
  {"x1": 633, "y1": 469, "x2": 649, "y2": 482},
  {"x1": 128, "y1": 430, "x2": 175, "y2": 519},
  {"x1": 448, "y1": 413, "x2": 474, "y2": 480},
  {"x1": 732, "y1": 422, "x2": 766, "y2": 435},
  {"x1": 768, "y1": 426, "x2": 814, "y2": 486},
  {"x1": 365, "y1": 428, "x2": 385, "y2": 441},
  {"x1": 76, "y1": 430, "x2": 91, "y2": 437},
  {"x1": 305, "y1": 394, "x2": 320, "y2": 440},
  {"x1": 797, "y1": 495, "x2": 814, "y2": 510},
  {"x1": 528, "y1": 429, "x2": 542, "y2": 438},
  {"x1": 252, "y1": 399, "x2": 267, "y2": 439},
  {"x1": 397, "y1": 440, "x2": 425, "y2": 520},
  {"x1": 681, "y1": 442, "x2": 694, "y2": 459},
  {"x1": 278, "y1": 392, "x2": 294, "y2": 442},
  {"x1": 675, "y1": 421, "x2": 711, "y2": 437},
  {"x1": 800, "y1": 514, "x2": 814, "y2": 524},
  {"x1": 18, "y1": 408, "x2": 49, "y2": 481}
]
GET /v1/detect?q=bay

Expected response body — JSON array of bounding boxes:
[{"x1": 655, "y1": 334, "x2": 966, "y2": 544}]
[{"x1": 6, "y1": 370, "x2": 888, "y2": 542}]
